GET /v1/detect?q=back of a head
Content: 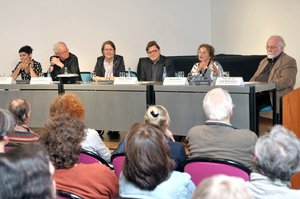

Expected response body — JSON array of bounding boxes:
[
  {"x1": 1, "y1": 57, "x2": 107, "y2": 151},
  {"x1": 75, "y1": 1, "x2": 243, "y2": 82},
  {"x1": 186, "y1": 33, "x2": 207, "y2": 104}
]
[
  {"x1": 7, "y1": 98, "x2": 31, "y2": 125},
  {"x1": 49, "y1": 93, "x2": 85, "y2": 119},
  {"x1": 0, "y1": 144, "x2": 55, "y2": 199},
  {"x1": 203, "y1": 88, "x2": 233, "y2": 121},
  {"x1": 40, "y1": 114, "x2": 86, "y2": 169},
  {"x1": 192, "y1": 175, "x2": 253, "y2": 199},
  {"x1": 144, "y1": 105, "x2": 170, "y2": 131},
  {"x1": 0, "y1": 109, "x2": 15, "y2": 140},
  {"x1": 255, "y1": 125, "x2": 300, "y2": 181},
  {"x1": 123, "y1": 123, "x2": 175, "y2": 191}
]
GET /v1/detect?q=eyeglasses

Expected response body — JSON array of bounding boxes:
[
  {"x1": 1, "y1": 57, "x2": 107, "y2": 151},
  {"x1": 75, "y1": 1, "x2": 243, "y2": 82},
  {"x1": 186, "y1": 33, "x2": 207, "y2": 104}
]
[
  {"x1": 266, "y1": 46, "x2": 279, "y2": 50},
  {"x1": 147, "y1": 49, "x2": 158, "y2": 55}
]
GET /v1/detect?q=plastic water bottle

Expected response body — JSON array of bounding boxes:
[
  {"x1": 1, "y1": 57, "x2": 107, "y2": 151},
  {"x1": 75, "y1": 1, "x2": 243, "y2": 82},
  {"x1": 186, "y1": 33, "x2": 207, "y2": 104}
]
[
  {"x1": 162, "y1": 67, "x2": 167, "y2": 81},
  {"x1": 64, "y1": 67, "x2": 68, "y2": 74},
  {"x1": 127, "y1": 67, "x2": 131, "y2": 77}
]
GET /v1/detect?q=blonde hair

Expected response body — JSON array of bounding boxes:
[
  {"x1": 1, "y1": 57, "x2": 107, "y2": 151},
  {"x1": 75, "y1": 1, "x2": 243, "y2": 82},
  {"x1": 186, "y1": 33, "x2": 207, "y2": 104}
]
[{"x1": 144, "y1": 105, "x2": 170, "y2": 132}]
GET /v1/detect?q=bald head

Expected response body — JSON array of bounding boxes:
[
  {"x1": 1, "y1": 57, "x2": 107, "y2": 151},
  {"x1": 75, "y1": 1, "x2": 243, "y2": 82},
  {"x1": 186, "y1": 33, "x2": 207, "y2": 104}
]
[{"x1": 7, "y1": 99, "x2": 31, "y2": 125}]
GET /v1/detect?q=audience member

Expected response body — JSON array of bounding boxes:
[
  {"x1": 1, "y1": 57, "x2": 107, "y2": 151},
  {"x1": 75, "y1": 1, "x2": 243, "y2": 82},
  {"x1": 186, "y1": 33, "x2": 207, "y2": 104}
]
[
  {"x1": 119, "y1": 123, "x2": 195, "y2": 198},
  {"x1": 7, "y1": 98, "x2": 39, "y2": 143},
  {"x1": 40, "y1": 114, "x2": 118, "y2": 198},
  {"x1": 93, "y1": 40, "x2": 125, "y2": 81},
  {"x1": 192, "y1": 174, "x2": 253, "y2": 199},
  {"x1": 0, "y1": 144, "x2": 56, "y2": 199},
  {"x1": 137, "y1": 40, "x2": 175, "y2": 81},
  {"x1": 186, "y1": 88, "x2": 257, "y2": 169},
  {"x1": 247, "y1": 125, "x2": 300, "y2": 199},
  {"x1": 250, "y1": 35, "x2": 297, "y2": 113},
  {"x1": 187, "y1": 44, "x2": 224, "y2": 81},
  {"x1": 49, "y1": 41, "x2": 82, "y2": 81},
  {"x1": 49, "y1": 92, "x2": 111, "y2": 163},
  {"x1": 113, "y1": 105, "x2": 187, "y2": 171},
  {"x1": 11, "y1": 45, "x2": 42, "y2": 80},
  {"x1": 0, "y1": 109, "x2": 14, "y2": 153}
]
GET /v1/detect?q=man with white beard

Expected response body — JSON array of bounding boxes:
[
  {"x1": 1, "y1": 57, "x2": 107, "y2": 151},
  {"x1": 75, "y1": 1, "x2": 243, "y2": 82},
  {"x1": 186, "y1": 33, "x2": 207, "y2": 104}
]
[{"x1": 250, "y1": 35, "x2": 297, "y2": 129}]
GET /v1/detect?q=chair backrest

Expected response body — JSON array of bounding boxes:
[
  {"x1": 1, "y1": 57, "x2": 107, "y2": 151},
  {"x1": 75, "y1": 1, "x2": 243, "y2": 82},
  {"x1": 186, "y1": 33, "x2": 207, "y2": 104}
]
[
  {"x1": 56, "y1": 190, "x2": 82, "y2": 199},
  {"x1": 80, "y1": 72, "x2": 92, "y2": 82},
  {"x1": 78, "y1": 149, "x2": 112, "y2": 169},
  {"x1": 184, "y1": 157, "x2": 251, "y2": 186},
  {"x1": 111, "y1": 153, "x2": 126, "y2": 178},
  {"x1": 282, "y1": 87, "x2": 300, "y2": 189}
]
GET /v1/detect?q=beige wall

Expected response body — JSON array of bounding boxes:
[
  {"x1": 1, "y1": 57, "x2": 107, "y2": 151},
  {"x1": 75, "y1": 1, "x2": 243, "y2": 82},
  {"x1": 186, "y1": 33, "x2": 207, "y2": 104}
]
[
  {"x1": 211, "y1": 0, "x2": 300, "y2": 87},
  {"x1": 0, "y1": 0, "x2": 209, "y2": 75}
]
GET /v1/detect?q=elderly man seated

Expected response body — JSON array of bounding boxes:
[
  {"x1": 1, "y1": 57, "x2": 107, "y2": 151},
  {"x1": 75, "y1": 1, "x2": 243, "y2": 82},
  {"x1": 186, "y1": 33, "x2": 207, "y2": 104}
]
[
  {"x1": 247, "y1": 125, "x2": 300, "y2": 198},
  {"x1": 186, "y1": 88, "x2": 257, "y2": 169}
]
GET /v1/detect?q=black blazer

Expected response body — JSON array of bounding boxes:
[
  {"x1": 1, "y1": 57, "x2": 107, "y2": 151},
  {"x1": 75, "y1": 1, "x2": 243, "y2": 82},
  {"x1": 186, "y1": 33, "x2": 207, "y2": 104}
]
[
  {"x1": 137, "y1": 55, "x2": 175, "y2": 81},
  {"x1": 93, "y1": 55, "x2": 125, "y2": 77}
]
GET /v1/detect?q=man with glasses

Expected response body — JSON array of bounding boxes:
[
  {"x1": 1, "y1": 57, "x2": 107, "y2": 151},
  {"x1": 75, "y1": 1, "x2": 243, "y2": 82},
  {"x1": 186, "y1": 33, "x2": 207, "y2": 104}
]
[
  {"x1": 49, "y1": 41, "x2": 82, "y2": 81},
  {"x1": 137, "y1": 41, "x2": 175, "y2": 81},
  {"x1": 250, "y1": 35, "x2": 297, "y2": 128}
]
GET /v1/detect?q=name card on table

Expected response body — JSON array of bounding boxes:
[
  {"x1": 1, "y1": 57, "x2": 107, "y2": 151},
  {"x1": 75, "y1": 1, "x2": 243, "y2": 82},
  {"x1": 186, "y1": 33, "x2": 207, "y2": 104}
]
[
  {"x1": 30, "y1": 77, "x2": 52, "y2": 84},
  {"x1": 0, "y1": 77, "x2": 12, "y2": 84},
  {"x1": 114, "y1": 77, "x2": 138, "y2": 85},
  {"x1": 215, "y1": 77, "x2": 244, "y2": 86},
  {"x1": 163, "y1": 77, "x2": 188, "y2": 86}
]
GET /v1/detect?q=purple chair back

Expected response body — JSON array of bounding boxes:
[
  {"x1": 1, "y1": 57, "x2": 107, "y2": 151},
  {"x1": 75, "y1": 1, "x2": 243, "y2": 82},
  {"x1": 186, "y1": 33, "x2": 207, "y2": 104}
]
[
  {"x1": 111, "y1": 153, "x2": 126, "y2": 178},
  {"x1": 184, "y1": 158, "x2": 251, "y2": 186}
]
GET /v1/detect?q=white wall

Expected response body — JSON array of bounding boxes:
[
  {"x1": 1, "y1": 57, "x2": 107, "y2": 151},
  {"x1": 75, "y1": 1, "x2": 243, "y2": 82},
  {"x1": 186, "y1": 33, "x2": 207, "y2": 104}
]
[
  {"x1": 0, "y1": 0, "x2": 210, "y2": 75},
  {"x1": 211, "y1": 0, "x2": 300, "y2": 87}
]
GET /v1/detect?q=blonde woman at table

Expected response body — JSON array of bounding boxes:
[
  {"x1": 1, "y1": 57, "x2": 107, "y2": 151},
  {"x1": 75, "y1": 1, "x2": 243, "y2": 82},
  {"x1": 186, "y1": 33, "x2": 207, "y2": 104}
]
[
  {"x1": 93, "y1": 40, "x2": 125, "y2": 81},
  {"x1": 187, "y1": 44, "x2": 223, "y2": 81},
  {"x1": 11, "y1": 45, "x2": 42, "y2": 80}
]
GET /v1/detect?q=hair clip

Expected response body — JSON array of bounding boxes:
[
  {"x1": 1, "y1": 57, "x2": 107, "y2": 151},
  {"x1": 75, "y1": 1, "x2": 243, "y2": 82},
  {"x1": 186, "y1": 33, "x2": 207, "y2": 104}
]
[{"x1": 150, "y1": 111, "x2": 159, "y2": 118}]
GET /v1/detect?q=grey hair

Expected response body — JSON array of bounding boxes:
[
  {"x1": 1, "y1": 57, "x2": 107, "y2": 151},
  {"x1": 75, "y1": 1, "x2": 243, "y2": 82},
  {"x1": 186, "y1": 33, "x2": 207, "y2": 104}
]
[
  {"x1": 203, "y1": 88, "x2": 234, "y2": 121},
  {"x1": 0, "y1": 109, "x2": 15, "y2": 139},
  {"x1": 191, "y1": 174, "x2": 253, "y2": 199},
  {"x1": 255, "y1": 125, "x2": 300, "y2": 181},
  {"x1": 144, "y1": 105, "x2": 170, "y2": 132},
  {"x1": 268, "y1": 35, "x2": 286, "y2": 48},
  {"x1": 53, "y1": 41, "x2": 68, "y2": 53}
]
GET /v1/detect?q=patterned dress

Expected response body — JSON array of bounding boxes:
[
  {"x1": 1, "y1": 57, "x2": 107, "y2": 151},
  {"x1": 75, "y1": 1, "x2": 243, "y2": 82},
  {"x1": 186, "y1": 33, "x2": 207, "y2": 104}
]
[{"x1": 12, "y1": 59, "x2": 42, "y2": 80}]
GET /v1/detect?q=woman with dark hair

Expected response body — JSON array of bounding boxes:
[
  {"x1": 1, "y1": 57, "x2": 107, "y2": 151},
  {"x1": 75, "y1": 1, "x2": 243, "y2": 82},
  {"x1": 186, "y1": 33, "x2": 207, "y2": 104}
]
[
  {"x1": 40, "y1": 114, "x2": 119, "y2": 198},
  {"x1": 11, "y1": 45, "x2": 42, "y2": 80},
  {"x1": 113, "y1": 105, "x2": 187, "y2": 171},
  {"x1": 187, "y1": 43, "x2": 223, "y2": 81},
  {"x1": 93, "y1": 40, "x2": 125, "y2": 81},
  {"x1": 0, "y1": 144, "x2": 56, "y2": 199},
  {"x1": 119, "y1": 123, "x2": 195, "y2": 198},
  {"x1": 7, "y1": 98, "x2": 39, "y2": 143}
]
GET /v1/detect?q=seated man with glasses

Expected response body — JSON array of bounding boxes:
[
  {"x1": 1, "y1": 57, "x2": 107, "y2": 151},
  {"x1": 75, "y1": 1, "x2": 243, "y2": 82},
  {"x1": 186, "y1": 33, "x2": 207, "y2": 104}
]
[
  {"x1": 49, "y1": 41, "x2": 82, "y2": 81},
  {"x1": 137, "y1": 40, "x2": 175, "y2": 81},
  {"x1": 250, "y1": 35, "x2": 297, "y2": 130}
]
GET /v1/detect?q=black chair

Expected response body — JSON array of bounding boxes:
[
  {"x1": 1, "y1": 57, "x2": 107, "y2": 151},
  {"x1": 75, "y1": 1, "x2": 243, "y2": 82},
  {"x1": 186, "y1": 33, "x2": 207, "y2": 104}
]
[
  {"x1": 56, "y1": 190, "x2": 82, "y2": 199},
  {"x1": 78, "y1": 149, "x2": 112, "y2": 170}
]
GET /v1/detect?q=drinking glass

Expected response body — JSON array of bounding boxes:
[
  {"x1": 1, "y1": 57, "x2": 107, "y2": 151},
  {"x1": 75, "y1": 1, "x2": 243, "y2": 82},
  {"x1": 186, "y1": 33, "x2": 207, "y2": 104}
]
[{"x1": 178, "y1": 71, "x2": 185, "y2": 77}]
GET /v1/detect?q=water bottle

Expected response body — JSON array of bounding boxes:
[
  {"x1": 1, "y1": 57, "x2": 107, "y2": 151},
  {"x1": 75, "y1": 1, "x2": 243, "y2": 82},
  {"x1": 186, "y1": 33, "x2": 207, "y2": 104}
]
[
  {"x1": 162, "y1": 67, "x2": 167, "y2": 81},
  {"x1": 64, "y1": 67, "x2": 68, "y2": 74},
  {"x1": 127, "y1": 67, "x2": 131, "y2": 77}
]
